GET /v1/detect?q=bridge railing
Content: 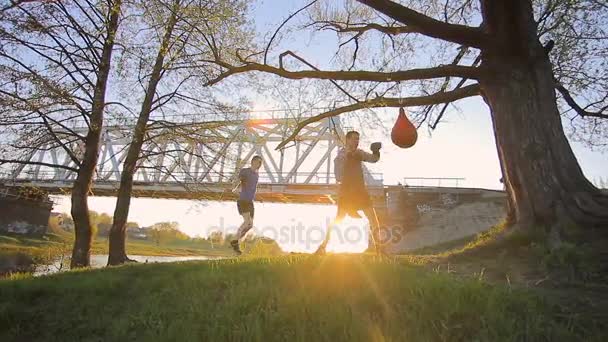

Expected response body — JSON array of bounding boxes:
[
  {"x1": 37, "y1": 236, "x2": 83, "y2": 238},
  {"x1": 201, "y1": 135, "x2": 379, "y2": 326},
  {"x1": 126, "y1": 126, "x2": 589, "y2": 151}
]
[
  {"x1": 2, "y1": 170, "x2": 384, "y2": 186},
  {"x1": 402, "y1": 177, "x2": 465, "y2": 188}
]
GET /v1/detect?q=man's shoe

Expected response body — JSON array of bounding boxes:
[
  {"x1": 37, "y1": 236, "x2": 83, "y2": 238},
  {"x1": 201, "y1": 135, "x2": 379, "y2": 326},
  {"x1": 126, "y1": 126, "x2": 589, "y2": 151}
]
[{"x1": 230, "y1": 240, "x2": 242, "y2": 255}]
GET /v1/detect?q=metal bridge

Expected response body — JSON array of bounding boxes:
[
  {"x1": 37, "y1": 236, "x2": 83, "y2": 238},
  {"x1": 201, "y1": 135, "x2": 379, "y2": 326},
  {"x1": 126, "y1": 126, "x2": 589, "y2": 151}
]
[{"x1": 1, "y1": 117, "x2": 384, "y2": 204}]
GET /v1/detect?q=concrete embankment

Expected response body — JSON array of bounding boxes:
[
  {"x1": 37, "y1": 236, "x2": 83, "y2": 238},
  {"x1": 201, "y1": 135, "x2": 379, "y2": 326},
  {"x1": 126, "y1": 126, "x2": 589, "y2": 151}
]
[{"x1": 383, "y1": 187, "x2": 507, "y2": 253}]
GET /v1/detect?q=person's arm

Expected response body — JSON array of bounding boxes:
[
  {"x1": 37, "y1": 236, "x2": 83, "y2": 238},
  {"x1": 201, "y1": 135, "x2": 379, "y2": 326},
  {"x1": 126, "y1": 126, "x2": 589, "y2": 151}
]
[
  {"x1": 232, "y1": 169, "x2": 247, "y2": 193},
  {"x1": 231, "y1": 179, "x2": 241, "y2": 193},
  {"x1": 334, "y1": 150, "x2": 345, "y2": 183},
  {"x1": 358, "y1": 148, "x2": 380, "y2": 163}
]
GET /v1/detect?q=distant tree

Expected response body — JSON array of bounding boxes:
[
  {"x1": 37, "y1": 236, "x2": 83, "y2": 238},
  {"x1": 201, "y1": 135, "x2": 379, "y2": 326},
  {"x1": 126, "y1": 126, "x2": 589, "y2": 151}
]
[
  {"x1": 98, "y1": 213, "x2": 112, "y2": 225},
  {"x1": 208, "y1": 230, "x2": 225, "y2": 247},
  {"x1": 96, "y1": 213, "x2": 113, "y2": 237},
  {"x1": 148, "y1": 221, "x2": 181, "y2": 246},
  {"x1": 87, "y1": 210, "x2": 100, "y2": 239},
  {"x1": 125, "y1": 222, "x2": 139, "y2": 230},
  {"x1": 47, "y1": 214, "x2": 62, "y2": 234},
  {"x1": 60, "y1": 213, "x2": 74, "y2": 231}
]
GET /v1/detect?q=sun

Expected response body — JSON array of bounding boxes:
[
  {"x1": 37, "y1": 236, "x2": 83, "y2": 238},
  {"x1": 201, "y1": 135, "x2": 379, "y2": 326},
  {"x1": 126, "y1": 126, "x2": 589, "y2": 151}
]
[{"x1": 324, "y1": 216, "x2": 370, "y2": 253}]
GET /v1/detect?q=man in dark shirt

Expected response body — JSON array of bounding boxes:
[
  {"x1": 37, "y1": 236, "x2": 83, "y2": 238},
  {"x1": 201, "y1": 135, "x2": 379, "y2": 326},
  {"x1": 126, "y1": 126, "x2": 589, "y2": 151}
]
[
  {"x1": 316, "y1": 131, "x2": 383, "y2": 255},
  {"x1": 230, "y1": 155, "x2": 262, "y2": 255}
]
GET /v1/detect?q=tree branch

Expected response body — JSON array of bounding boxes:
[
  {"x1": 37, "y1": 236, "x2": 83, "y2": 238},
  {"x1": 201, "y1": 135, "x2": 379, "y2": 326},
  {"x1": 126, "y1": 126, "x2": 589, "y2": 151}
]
[
  {"x1": 206, "y1": 60, "x2": 480, "y2": 86},
  {"x1": 39, "y1": 115, "x2": 82, "y2": 167},
  {"x1": 429, "y1": 53, "x2": 482, "y2": 129},
  {"x1": 356, "y1": 0, "x2": 488, "y2": 48},
  {"x1": 264, "y1": 0, "x2": 319, "y2": 64},
  {"x1": 314, "y1": 21, "x2": 415, "y2": 35},
  {"x1": 1, "y1": 0, "x2": 38, "y2": 12},
  {"x1": 0, "y1": 159, "x2": 78, "y2": 172},
  {"x1": 275, "y1": 83, "x2": 481, "y2": 150},
  {"x1": 555, "y1": 82, "x2": 608, "y2": 119}
]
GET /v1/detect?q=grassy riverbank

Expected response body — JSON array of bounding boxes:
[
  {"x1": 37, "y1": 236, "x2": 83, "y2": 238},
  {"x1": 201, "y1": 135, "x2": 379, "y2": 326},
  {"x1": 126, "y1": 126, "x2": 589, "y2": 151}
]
[
  {"x1": 1, "y1": 254, "x2": 605, "y2": 341},
  {"x1": 2, "y1": 223, "x2": 607, "y2": 341},
  {"x1": 0, "y1": 232, "x2": 233, "y2": 259},
  {"x1": 0, "y1": 231, "x2": 237, "y2": 276}
]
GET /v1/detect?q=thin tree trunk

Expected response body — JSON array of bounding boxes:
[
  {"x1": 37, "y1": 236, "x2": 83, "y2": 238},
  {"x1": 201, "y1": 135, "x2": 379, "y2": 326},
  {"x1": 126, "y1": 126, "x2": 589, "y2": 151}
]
[
  {"x1": 107, "y1": 2, "x2": 180, "y2": 265},
  {"x1": 70, "y1": 0, "x2": 123, "y2": 268},
  {"x1": 479, "y1": 0, "x2": 608, "y2": 245}
]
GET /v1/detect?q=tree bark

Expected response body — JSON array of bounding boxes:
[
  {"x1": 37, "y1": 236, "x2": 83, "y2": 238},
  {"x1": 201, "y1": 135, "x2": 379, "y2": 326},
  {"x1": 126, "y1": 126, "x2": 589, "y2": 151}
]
[
  {"x1": 479, "y1": 0, "x2": 608, "y2": 244},
  {"x1": 70, "y1": 0, "x2": 122, "y2": 268},
  {"x1": 107, "y1": 2, "x2": 179, "y2": 265}
]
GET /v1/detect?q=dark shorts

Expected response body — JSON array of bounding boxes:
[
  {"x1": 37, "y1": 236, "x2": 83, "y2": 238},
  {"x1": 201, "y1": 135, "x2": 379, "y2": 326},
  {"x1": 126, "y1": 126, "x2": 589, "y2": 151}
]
[
  {"x1": 237, "y1": 200, "x2": 254, "y2": 218},
  {"x1": 337, "y1": 185, "x2": 371, "y2": 211}
]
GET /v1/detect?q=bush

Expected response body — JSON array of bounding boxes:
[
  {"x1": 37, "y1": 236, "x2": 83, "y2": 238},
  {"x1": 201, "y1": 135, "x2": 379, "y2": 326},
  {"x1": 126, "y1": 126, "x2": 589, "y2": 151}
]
[
  {"x1": 541, "y1": 242, "x2": 595, "y2": 281},
  {"x1": 0, "y1": 252, "x2": 35, "y2": 277}
]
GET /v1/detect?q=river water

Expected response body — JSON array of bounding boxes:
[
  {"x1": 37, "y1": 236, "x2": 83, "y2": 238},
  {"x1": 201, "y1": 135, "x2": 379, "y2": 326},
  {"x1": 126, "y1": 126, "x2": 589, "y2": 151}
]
[{"x1": 35, "y1": 254, "x2": 222, "y2": 276}]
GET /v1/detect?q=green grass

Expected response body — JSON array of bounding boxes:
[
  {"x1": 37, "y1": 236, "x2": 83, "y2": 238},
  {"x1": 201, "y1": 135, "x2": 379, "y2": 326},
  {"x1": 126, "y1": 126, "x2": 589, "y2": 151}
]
[
  {"x1": 0, "y1": 234, "x2": 71, "y2": 265},
  {"x1": 0, "y1": 255, "x2": 604, "y2": 341},
  {"x1": 0, "y1": 232, "x2": 234, "y2": 261},
  {"x1": 407, "y1": 234, "x2": 479, "y2": 256},
  {"x1": 90, "y1": 238, "x2": 234, "y2": 257}
]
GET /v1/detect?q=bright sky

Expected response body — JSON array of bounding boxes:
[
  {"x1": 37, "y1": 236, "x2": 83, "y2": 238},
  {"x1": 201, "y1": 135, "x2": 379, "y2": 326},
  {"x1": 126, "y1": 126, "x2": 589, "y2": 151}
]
[{"x1": 54, "y1": 0, "x2": 607, "y2": 253}]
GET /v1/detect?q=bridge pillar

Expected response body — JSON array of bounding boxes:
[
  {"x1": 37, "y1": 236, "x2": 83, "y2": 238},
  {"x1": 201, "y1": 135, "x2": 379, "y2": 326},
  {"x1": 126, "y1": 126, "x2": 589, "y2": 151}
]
[{"x1": 0, "y1": 186, "x2": 52, "y2": 236}]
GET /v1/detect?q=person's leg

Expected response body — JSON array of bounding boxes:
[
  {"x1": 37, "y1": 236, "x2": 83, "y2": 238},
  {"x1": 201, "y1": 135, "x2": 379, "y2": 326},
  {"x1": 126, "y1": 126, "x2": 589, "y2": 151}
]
[
  {"x1": 315, "y1": 207, "x2": 346, "y2": 254},
  {"x1": 231, "y1": 201, "x2": 254, "y2": 254},
  {"x1": 235, "y1": 212, "x2": 253, "y2": 241},
  {"x1": 362, "y1": 206, "x2": 384, "y2": 255},
  {"x1": 230, "y1": 212, "x2": 252, "y2": 255}
]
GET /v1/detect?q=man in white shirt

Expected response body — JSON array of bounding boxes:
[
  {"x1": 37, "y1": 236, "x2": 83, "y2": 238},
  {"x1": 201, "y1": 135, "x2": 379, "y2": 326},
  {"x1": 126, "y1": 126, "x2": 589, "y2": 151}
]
[{"x1": 315, "y1": 130, "x2": 383, "y2": 254}]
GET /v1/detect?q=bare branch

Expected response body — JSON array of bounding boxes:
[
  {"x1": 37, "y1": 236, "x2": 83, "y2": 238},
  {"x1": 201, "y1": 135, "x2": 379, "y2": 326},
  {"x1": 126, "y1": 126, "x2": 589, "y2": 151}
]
[
  {"x1": 556, "y1": 82, "x2": 608, "y2": 119},
  {"x1": 278, "y1": 50, "x2": 359, "y2": 102},
  {"x1": 276, "y1": 83, "x2": 481, "y2": 150},
  {"x1": 0, "y1": 159, "x2": 78, "y2": 172},
  {"x1": 429, "y1": 52, "x2": 482, "y2": 129},
  {"x1": 206, "y1": 59, "x2": 480, "y2": 86},
  {"x1": 1, "y1": 0, "x2": 38, "y2": 12},
  {"x1": 314, "y1": 21, "x2": 415, "y2": 35},
  {"x1": 264, "y1": 0, "x2": 319, "y2": 64},
  {"x1": 356, "y1": 0, "x2": 488, "y2": 48}
]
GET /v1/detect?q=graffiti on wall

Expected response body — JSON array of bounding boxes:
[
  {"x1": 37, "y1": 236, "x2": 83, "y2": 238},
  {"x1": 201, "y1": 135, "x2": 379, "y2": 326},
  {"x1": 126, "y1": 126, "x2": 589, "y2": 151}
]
[{"x1": 414, "y1": 193, "x2": 459, "y2": 215}]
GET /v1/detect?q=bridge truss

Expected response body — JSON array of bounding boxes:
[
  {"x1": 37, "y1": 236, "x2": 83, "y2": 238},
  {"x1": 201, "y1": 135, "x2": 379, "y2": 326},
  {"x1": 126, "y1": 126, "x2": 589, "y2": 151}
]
[{"x1": 2, "y1": 117, "x2": 383, "y2": 203}]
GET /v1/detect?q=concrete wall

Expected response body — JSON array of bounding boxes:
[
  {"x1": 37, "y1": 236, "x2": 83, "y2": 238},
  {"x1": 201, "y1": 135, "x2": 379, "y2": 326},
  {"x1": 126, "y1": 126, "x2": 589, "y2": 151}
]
[
  {"x1": 0, "y1": 186, "x2": 53, "y2": 236},
  {"x1": 383, "y1": 187, "x2": 507, "y2": 253}
]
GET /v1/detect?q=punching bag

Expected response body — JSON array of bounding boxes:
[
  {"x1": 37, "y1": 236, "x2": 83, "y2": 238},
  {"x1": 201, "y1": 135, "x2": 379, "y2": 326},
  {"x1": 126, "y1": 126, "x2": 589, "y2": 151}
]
[{"x1": 391, "y1": 107, "x2": 417, "y2": 148}]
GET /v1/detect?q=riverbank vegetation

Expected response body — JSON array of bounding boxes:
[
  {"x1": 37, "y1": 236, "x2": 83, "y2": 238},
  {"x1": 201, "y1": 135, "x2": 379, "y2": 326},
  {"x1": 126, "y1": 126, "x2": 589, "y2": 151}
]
[
  {"x1": 0, "y1": 212, "x2": 283, "y2": 277},
  {"x1": 1, "y1": 253, "x2": 606, "y2": 341}
]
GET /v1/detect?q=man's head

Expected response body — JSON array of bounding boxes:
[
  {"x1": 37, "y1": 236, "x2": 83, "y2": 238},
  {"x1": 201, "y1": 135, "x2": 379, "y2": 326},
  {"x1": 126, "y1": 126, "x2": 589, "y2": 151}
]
[
  {"x1": 251, "y1": 155, "x2": 262, "y2": 170},
  {"x1": 345, "y1": 131, "x2": 360, "y2": 151}
]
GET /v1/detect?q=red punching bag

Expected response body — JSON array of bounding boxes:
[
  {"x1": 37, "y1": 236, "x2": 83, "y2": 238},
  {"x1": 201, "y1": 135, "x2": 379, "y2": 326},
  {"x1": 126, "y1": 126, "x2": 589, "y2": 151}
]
[{"x1": 391, "y1": 107, "x2": 417, "y2": 148}]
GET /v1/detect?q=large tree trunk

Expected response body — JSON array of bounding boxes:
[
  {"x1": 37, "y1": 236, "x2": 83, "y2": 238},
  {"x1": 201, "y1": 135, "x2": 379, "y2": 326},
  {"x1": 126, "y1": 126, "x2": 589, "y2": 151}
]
[
  {"x1": 107, "y1": 5, "x2": 179, "y2": 265},
  {"x1": 70, "y1": 1, "x2": 122, "y2": 268},
  {"x1": 479, "y1": 0, "x2": 608, "y2": 244}
]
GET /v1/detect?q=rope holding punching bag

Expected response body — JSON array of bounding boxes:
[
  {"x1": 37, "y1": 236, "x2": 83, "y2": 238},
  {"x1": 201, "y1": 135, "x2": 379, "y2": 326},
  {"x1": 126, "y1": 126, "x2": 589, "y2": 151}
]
[{"x1": 391, "y1": 107, "x2": 417, "y2": 148}]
